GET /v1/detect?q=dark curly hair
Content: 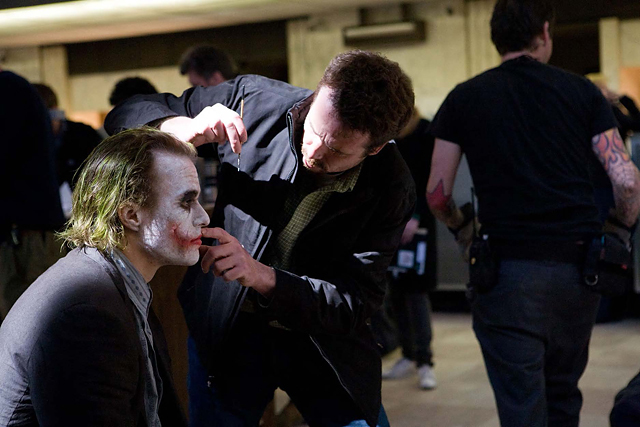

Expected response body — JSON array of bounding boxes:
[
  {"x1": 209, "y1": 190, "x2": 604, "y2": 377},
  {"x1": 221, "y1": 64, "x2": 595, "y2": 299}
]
[
  {"x1": 490, "y1": 0, "x2": 555, "y2": 56},
  {"x1": 318, "y1": 50, "x2": 414, "y2": 151}
]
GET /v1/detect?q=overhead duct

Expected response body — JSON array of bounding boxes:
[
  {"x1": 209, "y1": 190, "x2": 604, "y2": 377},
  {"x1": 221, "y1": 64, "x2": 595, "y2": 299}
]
[{"x1": 343, "y1": 3, "x2": 425, "y2": 46}]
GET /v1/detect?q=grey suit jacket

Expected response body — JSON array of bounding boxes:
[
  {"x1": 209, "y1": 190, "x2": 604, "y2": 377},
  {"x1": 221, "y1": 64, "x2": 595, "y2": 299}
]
[{"x1": 0, "y1": 247, "x2": 186, "y2": 426}]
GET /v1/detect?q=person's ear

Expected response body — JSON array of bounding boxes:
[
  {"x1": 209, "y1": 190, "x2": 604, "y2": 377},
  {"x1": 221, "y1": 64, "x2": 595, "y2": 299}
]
[
  {"x1": 118, "y1": 203, "x2": 143, "y2": 232},
  {"x1": 367, "y1": 141, "x2": 388, "y2": 156},
  {"x1": 541, "y1": 21, "x2": 551, "y2": 46}
]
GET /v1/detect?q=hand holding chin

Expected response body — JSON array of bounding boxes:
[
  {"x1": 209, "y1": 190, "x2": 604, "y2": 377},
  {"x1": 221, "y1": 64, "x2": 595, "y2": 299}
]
[{"x1": 199, "y1": 227, "x2": 275, "y2": 296}]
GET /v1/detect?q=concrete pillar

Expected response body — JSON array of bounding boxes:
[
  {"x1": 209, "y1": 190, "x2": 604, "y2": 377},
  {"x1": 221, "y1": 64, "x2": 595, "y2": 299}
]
[
  {"x1": 466, "y1": 0, "x2": 500, "y2": 78},
  {"x1": 0, "y1": 46, "x2": 41, "y2": 81},
  {"x1": 600, "y1": 17, "x2": 621, "y2": 91},
  {"x1": 286, "y1": 9, "x2": 359, "y2": 90},
  {"x1": 41, "y1": 45, "x2": 71, "y2": 111}
]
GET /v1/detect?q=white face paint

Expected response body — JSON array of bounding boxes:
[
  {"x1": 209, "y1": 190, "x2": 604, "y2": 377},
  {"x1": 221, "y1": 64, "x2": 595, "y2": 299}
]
[{"x1": 137, "y1": 151, "x2": 209, "y2": 268}]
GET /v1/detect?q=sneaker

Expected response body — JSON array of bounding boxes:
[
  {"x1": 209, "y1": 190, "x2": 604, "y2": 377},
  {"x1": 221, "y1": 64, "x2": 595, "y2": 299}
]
[
  {"x1": 418, "y1": 364, "x2": 437, "y2": 390},
  {"x1": 382, "y1": 357, "x2": 415, "y2": 380}
]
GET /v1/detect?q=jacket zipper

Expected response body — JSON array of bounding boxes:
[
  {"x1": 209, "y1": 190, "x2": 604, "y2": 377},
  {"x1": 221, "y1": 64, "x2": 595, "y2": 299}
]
[{"x1": 229, "y1": 111, "x2": 300, "y2": 319}]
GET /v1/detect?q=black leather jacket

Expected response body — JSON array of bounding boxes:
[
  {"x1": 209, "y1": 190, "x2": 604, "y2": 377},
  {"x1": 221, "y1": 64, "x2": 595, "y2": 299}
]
[{"x1": 105, "y1": 75, "x2": 416, "y2": 426}]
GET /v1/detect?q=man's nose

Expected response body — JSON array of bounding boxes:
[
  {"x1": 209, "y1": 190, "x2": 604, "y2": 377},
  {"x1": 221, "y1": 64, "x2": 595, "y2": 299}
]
[
  {"x1": 195, "y1": 202, "x2": 210, "y2": 228},
  {"x1": 306, "y1": 139, "x2": 324, "y2": 159}
]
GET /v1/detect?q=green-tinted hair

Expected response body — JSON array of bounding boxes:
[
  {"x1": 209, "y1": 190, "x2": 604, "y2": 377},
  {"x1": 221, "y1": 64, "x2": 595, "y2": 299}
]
[{"x1": 59, "y1": 127, "x2": 197, "y2": 252}]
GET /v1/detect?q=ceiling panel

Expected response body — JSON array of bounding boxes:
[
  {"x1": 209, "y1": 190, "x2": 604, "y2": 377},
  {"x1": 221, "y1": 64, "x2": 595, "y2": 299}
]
[{"x1": 1, "y1": 0, "x2": 640, "y2": 48}]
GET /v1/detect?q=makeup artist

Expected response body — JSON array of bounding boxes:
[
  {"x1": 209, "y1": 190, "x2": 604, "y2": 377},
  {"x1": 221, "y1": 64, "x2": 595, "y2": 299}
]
[{"x1": 105, "y1": 50, "x2": 415, "y2": 427}]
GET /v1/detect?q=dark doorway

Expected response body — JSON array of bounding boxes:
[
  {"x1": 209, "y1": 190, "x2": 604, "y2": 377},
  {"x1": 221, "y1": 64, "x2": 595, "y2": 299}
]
[
  {"x1": 66, "y1": 20, "x2": 289, "y2": 82},
  {"x1": 548, "y1": 22, "x2": 600, "y2": 76}
]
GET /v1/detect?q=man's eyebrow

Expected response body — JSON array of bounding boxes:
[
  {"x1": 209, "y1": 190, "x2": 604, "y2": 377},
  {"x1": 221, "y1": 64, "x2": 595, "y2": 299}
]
[{"x1": 309, "y1": 120, "x2": 347, "y2": 154}]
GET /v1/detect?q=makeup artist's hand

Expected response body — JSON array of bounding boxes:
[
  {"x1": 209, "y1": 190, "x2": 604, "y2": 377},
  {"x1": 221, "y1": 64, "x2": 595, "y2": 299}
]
[
  {"x1": 160, "y1": 104, "x2": 246, "y2": 153},
  {"x1": 199, "y1": 227, "x2": 275, "y2": 296}
]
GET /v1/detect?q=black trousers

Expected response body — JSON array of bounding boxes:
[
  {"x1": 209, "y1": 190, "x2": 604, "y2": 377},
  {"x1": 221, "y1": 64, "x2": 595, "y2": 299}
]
[{"x1": 469, "y1": 258, "x2": 600, "y2": 427}]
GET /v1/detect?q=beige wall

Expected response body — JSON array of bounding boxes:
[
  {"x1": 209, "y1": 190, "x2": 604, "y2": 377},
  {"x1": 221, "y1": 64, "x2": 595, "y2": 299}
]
[
  {"x1": 0, "y1": 45, "x2": 190, "y2": 116},
  {"x1": 620, "y1": 19, "x2": 640, "y2": 67},
  {"x1": 10, "y1": 1, "x2": 640, "y2": 121},
  {"x1": 287, "y1": 0, "x2": 498, "y2": 119},
  {"x1": 1, "y1": 46, "x2": 41, "y2": 82},
  {"x1": 599, "y1": 17, "x2": 640, "y2": 104},
  {"x1": 2, "y1": 0, "x2": 501, "y2": 121},
  {"x1": 70, "y1": 66, "x2": 189, "y2": 112}
]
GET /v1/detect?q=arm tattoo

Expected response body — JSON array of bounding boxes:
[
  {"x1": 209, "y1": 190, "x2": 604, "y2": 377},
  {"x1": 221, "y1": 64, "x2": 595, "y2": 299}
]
[
  {"x1": 426, "y1": 179, "x2": 460, "y2": 228},
  {"x1": 592, "y1": 128, "x2": 640, "y2": 226},
  {"x1": 591, "y1": 128, "x2": 631, "y2": 170}
]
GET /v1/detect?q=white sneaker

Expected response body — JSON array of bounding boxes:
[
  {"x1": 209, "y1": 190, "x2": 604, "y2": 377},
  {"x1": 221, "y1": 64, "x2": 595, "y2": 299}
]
[
  {"x1": 382, "y1": 357, "x2": 415, "y2": 380},
  {"x1": 418, "y1": 364, "x2": 437, "y2": 390}
]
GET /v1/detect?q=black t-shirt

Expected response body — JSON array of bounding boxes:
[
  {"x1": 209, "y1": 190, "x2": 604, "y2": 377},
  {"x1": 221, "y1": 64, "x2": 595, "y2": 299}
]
[{"x1": 430, "y1": 56, "x2": 616, "y2": 241}]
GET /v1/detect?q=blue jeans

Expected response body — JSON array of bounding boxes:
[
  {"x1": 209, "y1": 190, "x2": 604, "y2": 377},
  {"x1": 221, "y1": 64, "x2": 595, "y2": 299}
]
[
  {"x1": 469, "y1": 259, "x2": 600, "y2": 427},
  {"x1": 187, "y1": 314, "x2": 389, "y2": 427}
]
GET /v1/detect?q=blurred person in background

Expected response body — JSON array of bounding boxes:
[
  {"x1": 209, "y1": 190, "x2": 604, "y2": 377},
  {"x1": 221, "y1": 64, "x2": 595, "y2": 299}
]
[
  {"x1": 33, "y1": 83, "x2": 103, "y2": 218},
  {"x1": 587, "y1": 73, "x2": 640, "y2": 141},
  {"x1": 380, "y1": 107, "x2": 438, "y2": 390},
  {"x1": 102, "y1": 76, "x2": 159, "y2": 140},
  {"x1": 179, "y1": 45, "x2": 237, "y2": 87},
  {"x1": 109, "y1": 76, "x2": 159, "y2": 107},
  {"x1": 0, "y1": 70, "x2": 65, "y2": 324}
]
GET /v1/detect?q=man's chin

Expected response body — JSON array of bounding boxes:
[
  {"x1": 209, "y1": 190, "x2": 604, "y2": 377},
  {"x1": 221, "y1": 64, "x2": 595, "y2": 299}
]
[
  {"x1": 302, "y1": 158, "x2": 324, "y2": 173},
  {"x1": 172, "y1": 251, "x2": 201, "y2": 267}
]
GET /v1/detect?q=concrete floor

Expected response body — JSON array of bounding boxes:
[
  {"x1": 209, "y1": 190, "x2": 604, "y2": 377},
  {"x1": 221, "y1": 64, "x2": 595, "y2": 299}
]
[{"x1": 381, "y1": 312, "x2": 640, "y2": 427}]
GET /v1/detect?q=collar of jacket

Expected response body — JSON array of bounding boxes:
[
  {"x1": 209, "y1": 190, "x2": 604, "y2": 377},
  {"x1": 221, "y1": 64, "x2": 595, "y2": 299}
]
[
  {"x1": 284, "y1": 92, "x2": 313, "y2": 182},
  {"x1": 80, "y1": 247, "x2": 138, "y2": 316}
]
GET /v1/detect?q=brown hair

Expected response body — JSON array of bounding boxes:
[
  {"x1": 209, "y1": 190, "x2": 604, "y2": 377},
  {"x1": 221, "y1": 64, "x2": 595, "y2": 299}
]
[{"x1": 318, "y1": 50, "x2": 414, "y2": 151}]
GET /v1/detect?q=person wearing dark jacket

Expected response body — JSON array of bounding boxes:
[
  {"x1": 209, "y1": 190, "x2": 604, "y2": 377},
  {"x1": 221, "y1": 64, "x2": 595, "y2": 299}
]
[
  {"x1": 105, "y1": 50, "x2": 415, "y2": 427},
  {"x1": 0, "y1": 128, "x2": 208, "y2": 426},
  {"x1": 32, "y1": 83, "x2": 103, "y2": 190},
  {"x1": 587, "y1": 74, "x2": 640, "y2": 141},
  {"x1": 381, "y1": 109, "x2": 438, "y2": 390},
  {"x1": 0, "y1": 71, "x2": 65, "y2": 323}
]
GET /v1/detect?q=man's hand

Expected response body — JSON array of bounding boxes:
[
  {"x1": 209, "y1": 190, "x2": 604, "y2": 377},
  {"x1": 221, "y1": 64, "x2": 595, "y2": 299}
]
[
  {"x1": 400, "y1": 217, "x2": 420, "y2": 245},
  {"x1": 199, "y1": 227, "x2": 276, "y2": 296},
  {"x1": 448, "y1": 202, "x2": 477, "y2": 261},
  {"x1": 160, "y1": 103, "x2": 247, "y2": 153}
]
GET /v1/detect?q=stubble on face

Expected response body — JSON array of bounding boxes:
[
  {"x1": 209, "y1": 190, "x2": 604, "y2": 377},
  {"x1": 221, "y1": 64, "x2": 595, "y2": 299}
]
[{"x1": 300, "y1": 87, "x2": 371, "y2": 175}]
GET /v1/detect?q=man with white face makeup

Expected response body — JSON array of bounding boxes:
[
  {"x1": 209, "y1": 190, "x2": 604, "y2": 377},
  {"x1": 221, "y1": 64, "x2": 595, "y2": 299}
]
[
  {"x1": 0, "y1": 128, "x2": 208, "y2": 426},
  {"x1": 105, "y1": 50, "x2": 415, "y2": 427}
]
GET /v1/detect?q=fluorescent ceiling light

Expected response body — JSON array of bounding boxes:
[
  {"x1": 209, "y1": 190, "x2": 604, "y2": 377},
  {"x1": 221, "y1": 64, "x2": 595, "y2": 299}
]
[{"x1": 0, "y1": 0, "x2": 418, "y2": 47}]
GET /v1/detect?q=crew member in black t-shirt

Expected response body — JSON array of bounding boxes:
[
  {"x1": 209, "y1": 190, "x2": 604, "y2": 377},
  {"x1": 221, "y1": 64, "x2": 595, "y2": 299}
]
[{"x1": 426, "y1": 1, "x2": 640, "y2": 427}]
